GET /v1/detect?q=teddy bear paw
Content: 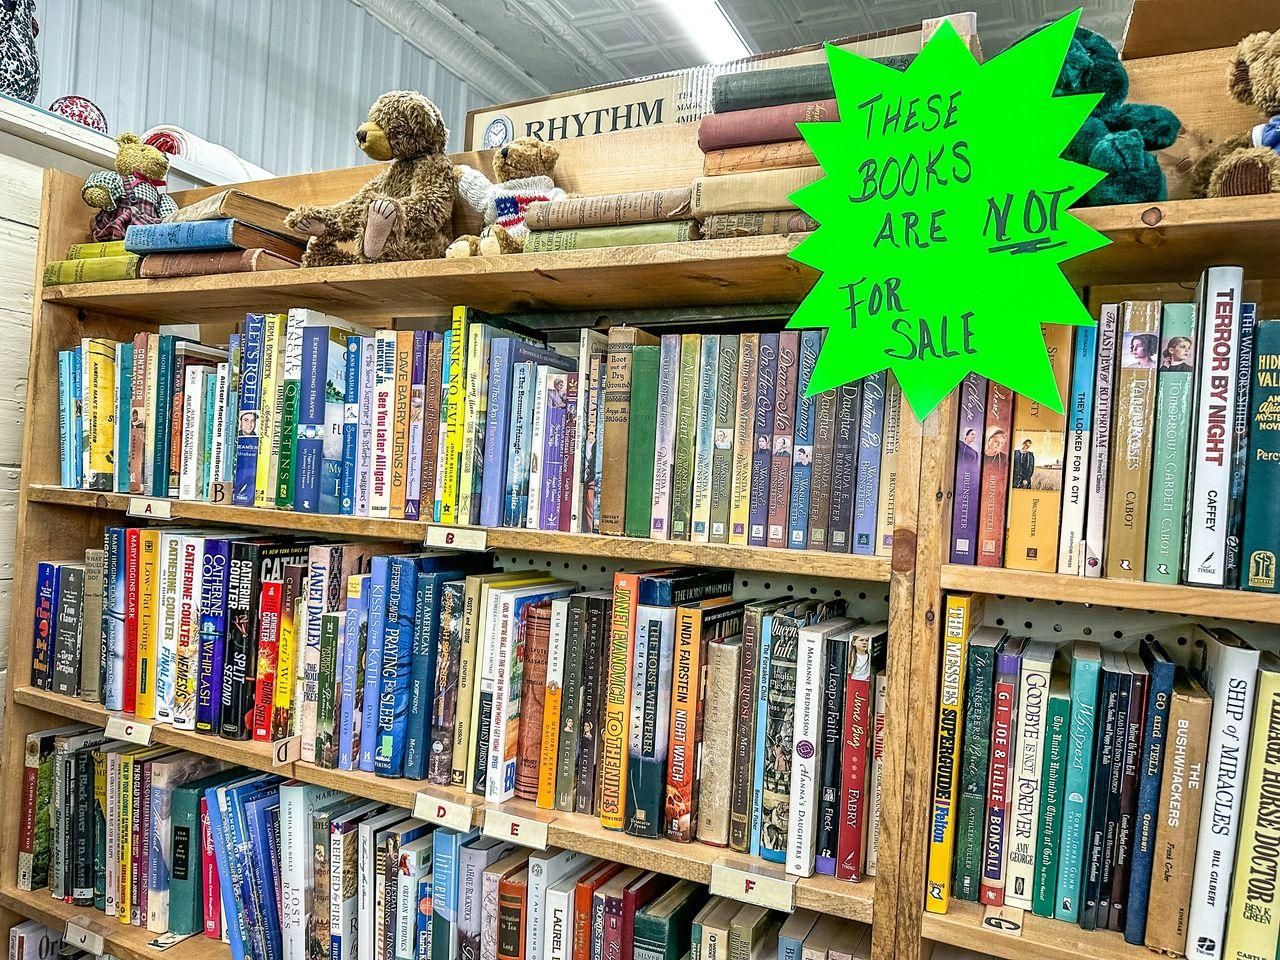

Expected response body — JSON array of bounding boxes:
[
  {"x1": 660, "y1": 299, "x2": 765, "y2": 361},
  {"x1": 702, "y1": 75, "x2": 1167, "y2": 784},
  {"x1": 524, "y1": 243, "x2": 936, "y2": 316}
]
[
  {"x1": 445, "y1": 236, "x2": 481, "y2": 258},
  {"x1": 288, "y1": 213, "x2": 328, "y2": 239},
  {"x1": 1209, "y1": 146, "x2": 1280, "y2": 197},
  {"x1": 363, "y1": 198, "x2": 399, "y2": 260}
]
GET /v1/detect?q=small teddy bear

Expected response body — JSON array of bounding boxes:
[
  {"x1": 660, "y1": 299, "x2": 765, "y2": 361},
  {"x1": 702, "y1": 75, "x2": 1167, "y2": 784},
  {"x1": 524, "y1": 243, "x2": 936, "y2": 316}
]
[
  {"x1": 285, "y1": 90, "x2": 455, "y2": 266},
  {"x1": 1054, "y1": 27, "x2": 1180, "y2": 207},
  {"x1": 81, "y1": 132, "x2": 178, "y2": 242},
  {"x1": 446, "y1": 137, "x2": 566, "y2": 257},
  {"x1": 1190, "y1": 31, "x2": 1280, "y2": 198}
]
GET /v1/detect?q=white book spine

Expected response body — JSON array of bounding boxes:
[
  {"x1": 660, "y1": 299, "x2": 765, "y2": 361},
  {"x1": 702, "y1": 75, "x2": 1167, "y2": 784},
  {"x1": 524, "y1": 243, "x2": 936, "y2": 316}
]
[
  {"x1": 113, "y1": 349, "x2": 125, "y2": 493},
  {"x1": 105, "y1": 752, "x2": 120, "y2": 917},
  {"x1": 650, "y1": 335, "x2": 680, "y2": 540},
  {"x1": 1187, "y1": 636, "x2": 1261, "y2": 960},
  {"x1": 300, "y1": 549, "x2": 332, "y2": 764},
  {"x1": 526, "y1": 366, "x2": 550, "y2": 530},
  {"x1": 544, "y1": 881, "x2": 574, "y2": 960},
  {"x1": 179, "y1": 366, "x2": 205, "y2": 501},
  {"x1": 541, "y1": 599, "x2": 570, "y2": 811},
  {"x1": 458, "y1": 847, "x2": 486, "y2": 945},
  {"x1": 527, "y1": 849, "x2": 585, "y2": 960},
  {"x1": 280, "y1": 786, "x2": 308, "y2": 960},
  {"x1": 154, "y1": 532, "x2": 183, "y2": 724},
  {"x1": 358, "y1": 820, "x2": 377, "y2": 960},
  {"x1": 395, "y1": 864, "x2": 420, "y2": 960},
  {"x1": 570, "y1": 331, "x2": 606, "y2": 533},
  {"x1": 355, "y1": 337, "x2": 377, "y2": 517},
  {"x1": 690, "y1": 337, "x2": 720, "y2": 543},
  {"x1": 1004, "y1": 645, "x2": 1053, "y2": 909},
  {"x1": 482, "y1": 866, "x2": 504, "y2": 960},
  {"x1": 171, "y1": 536, "x2": 204, "y2": 730},
  {"x1": 1184, "y1": 267, "x2": 1245, "y2": 587},
  {"x1": 787, "y1": 624, "x2": 828, "y2": 877},
  {"x1": 867, "y1": 671, "x2": 888, "y2": 877},
  {"x1": 371, "y1": 330, "x2": 396, "y2": 518},
  {"x1": 1083, "y1": 303, "x2": 1119, "y2": 577},
  {"x1": 486, "y1": 592, "x2": 518, "y2": 802}
]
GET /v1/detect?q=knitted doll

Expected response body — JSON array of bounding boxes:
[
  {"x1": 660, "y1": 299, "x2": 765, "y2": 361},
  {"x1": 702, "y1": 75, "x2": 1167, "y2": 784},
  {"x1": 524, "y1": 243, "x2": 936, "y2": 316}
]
[
  {"x1": 81, "y1": 133, "x2": 178, "y2": 242},
  {"x1": 446, "y1": 137, "x2": 566, "y2": 257}
]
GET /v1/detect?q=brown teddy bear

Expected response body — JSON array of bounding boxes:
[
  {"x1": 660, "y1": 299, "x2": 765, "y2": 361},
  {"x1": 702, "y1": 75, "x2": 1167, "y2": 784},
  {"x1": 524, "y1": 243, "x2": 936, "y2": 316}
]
[
  {"x1": 1191, "y1": 31, "x2": 1280, "y2": 198},
  {"x1": 82, "y1": 132, "x2": 177, "y2": 242},
  {"x1": 285, "y1": 90, "x2": 454, "y2": 266},
  {"x1": 446, "y1": 137, "x2": 567, "y2": 257}
]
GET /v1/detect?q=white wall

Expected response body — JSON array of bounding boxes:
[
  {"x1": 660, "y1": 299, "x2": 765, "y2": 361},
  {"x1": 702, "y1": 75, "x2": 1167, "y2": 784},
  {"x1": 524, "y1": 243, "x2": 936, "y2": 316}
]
[{"x1": 34, "y1": 0, "x2": 491, "y2": 175}]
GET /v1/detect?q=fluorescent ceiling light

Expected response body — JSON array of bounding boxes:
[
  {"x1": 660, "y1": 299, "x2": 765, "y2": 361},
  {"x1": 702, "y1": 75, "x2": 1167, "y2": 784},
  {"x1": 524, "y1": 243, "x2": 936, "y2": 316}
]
[{"x1": 659, "y1": 0, "x2": 752, "y2": 63}]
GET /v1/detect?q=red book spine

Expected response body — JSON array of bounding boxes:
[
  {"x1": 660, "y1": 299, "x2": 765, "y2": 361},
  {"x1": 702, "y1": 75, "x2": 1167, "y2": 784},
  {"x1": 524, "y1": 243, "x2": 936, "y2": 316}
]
[
  {"x1": 980, "y1": 676, "x2": 1017, "y2": 905},
  {"x1": 251, "y1": 580, "x2": 283, "y2": 742},
  {"x1": 497, "y1": 874, "x2": 527, "y2": 960},
  {"x1": 129, "y1": 332, "x2": 148, "y2": 494},
  {"x1": 515, "y1": 603, "x2": 552, "y2": 801},
  {"x1": 573, "y1": 864, "x2": 621, "y2": 960},
  {"x1": 130, "y1": 759, "x2": 145, "y2": 919},
  {"x1": 766, "y1": 332, "x2": 799, "y2": 548},
  {"x1": 837, "y1": 672, "x2": 871, "y2": 881},
  {"x1": 603, "y1": 893, "x2": 625, "y2": 960},
  {"x1": 621, "y1": 874, "x2": 664, "y2": 960},
  {"x1": 976, "y1": 382, "x2": 1014, "y2": 567},
  {"x1": 200, "y1": 795, "x2": 221, "y2": 938},
  {"x1": 124, "y1": 528, "x2": 141, "y2": 713},
  {"x1": 18, "y1": 757, "x2": 38, "y2": 875}
]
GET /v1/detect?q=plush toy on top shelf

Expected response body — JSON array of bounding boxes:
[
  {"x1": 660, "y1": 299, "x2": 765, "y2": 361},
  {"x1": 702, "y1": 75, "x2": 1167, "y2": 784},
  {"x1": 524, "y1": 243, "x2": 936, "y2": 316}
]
[
  {"x1": 81, "y1": 132, "x2": 178, "y2": 242},
  {"x1": 1055, "y1": 26, "x2": 1181, "y2": 207},
  {"x1": 1190, "y1": 31, "x2": 1280, "y2": 198},
  {"x1": 446, "y1": 137, "x2": 567, "y2": 257},
  {"x1": 284, "y1": 90, "x2": 455, "y2": 266}
]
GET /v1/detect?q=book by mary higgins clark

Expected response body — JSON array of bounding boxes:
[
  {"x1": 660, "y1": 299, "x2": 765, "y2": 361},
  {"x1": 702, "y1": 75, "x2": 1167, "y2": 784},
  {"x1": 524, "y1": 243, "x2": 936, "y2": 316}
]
[{"x1": 950, "y1": 373, "x2": 987, "y2": 564}]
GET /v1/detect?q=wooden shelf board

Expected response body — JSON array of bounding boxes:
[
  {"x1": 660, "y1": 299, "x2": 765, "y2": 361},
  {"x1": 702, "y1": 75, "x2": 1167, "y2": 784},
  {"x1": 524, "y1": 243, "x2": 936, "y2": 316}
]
[
  {"x1": 939, "y1": 563, "x2": 1280, "y2": 623},
  {"x1": 0, "y1": 883, "x2": 222, "y2": 960},
  {"x1": 38, "y1": 196, "x2": 1280, "y2": 324},
  {"x1": 26, "y1": 484, "x2": 893, "y2": 583},
  {"x1": 14, "y1": 688, "x2": 874, "y2": 926},
  {"x1": 921, "y1": 902, "x2": 1149, "y2": 960}
]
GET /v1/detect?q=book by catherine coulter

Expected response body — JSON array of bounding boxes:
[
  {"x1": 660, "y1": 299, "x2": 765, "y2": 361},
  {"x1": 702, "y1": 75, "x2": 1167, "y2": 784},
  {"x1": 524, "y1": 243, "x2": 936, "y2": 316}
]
[
  {"x1": 1083, "y1": 303, "x2": 1120, "y2": 577},
  {"x1": 1058, "y1": 326, "x2": 1096, "y2": 575},
  {"x1": 1005, "y1": 324, "x2": 1073, "y2": 571},
  {"x1": 1146, "y1": 304, "x2": 1199, "y2": 583},
  {"x1": 925, "y1": 593, "x2": 985, "y2": 913}
]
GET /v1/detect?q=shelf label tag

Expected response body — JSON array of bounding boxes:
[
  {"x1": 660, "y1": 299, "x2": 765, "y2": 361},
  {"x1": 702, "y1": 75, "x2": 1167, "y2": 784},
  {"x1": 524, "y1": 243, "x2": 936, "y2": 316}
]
[
  {"x1": 483, "y1": 809, "x2": 550, "y2": 849},
  {"x1": 710, "y1": 856, "x2": 795, "y2": 911},
  {"x1": 127, "y1": 496, "x2": 172, "y2": 519},
  {"x1": 425, "y1": 525, "x2": 487, "y2": 552},
  {"x1": 64, "y1": 921, "x2": 105, "y2": 956},
  {"x1": 273, "y1": 736, "x2": 301, "y2": 767},
  {"x1": 414, "y1": 791, "x2": 474, "y2": 832},
  {"x1": 104, "y1": 715, "x2": 152, "y2": 746},
  {"x1": 148, "y1": 931, "x2": 195, "y2": 951},
  {"x1": 981, "y1": 904, "x2": 1024, "y2": 935}
]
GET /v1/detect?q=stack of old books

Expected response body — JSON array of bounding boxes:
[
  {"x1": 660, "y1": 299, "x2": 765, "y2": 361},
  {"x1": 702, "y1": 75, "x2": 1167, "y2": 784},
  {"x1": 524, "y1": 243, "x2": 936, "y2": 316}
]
[{"x1": 522, "y1": 185, "x2": 699, "y2": 252}]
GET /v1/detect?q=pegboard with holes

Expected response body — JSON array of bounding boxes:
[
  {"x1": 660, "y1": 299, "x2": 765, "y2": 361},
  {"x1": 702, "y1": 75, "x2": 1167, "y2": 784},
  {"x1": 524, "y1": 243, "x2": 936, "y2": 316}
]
[
  {"x1": 972, "y1": 592, "x2": 1277, "y2": 665},
  {"x1": 491, "y1": 551, "x2": 894, "y2": 624}
]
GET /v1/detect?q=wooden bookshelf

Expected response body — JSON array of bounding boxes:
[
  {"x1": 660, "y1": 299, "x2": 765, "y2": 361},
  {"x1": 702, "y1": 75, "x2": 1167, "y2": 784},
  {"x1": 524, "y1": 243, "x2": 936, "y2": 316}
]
[
  {"x1": 939, "y1": 563, "x2": 1280, "y2": 623},
  {"x1": 920, "y1": 904, "x2": 1151, "y2": 960}
]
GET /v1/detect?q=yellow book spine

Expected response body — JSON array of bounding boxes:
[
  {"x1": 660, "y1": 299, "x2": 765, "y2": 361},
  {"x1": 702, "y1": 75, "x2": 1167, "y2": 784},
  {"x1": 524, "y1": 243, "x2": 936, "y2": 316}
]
[
  {"x1": 458, "y1": 324, "x2": 489, "y2": 525},
  {"x1": 273, "y1": 590, "x2": 303, "y2": 736},
  {"x1": 118, "y1": 754, "x2": 133, "y2": 923},
  {"x1": 83, "y1": 338, "x2": 118, "y2": 490},
  {"x1": 728, "y1": 333, "x2": 759, "y2": 545},
  {"x1": 1223, "y1": 663, "x2": 1280, "y2": 960},
  {"x1": 440, "y1": 306, "x2": 468, "y2": 524},
  {"x1": 68, "y1": 240, "x2": 128, "y2": 260},
  {"x1": 454, "y1": 575, "x2": 486, "y2": 790},
  {"x1": 925, "y1": 592, "x2": 984, "y2": 914},
  {"x1": 390, "y1": 331, "x2": 414, "y2": 519},
  {"x1": 254, "y1": 313, "x2": 286, "y2": 508},
  {"x1": 537, "y1": 599, "x2": 566, "y2": 810},
  {"x1": 42, "y1": 255, "x2": 140, "y2": 285},
  {"x1": 1004, "y1": 324, "x2": 1073, "y2": 571},
  {"x1": 134, "y1": 531, "x2": 160, "y2": 720},
  {"x1": 599, "y1": 572, "x2": 639, "y2": 830},
  {"x1": 875, "y1": 377, "x2": 902, "y2": 558}
]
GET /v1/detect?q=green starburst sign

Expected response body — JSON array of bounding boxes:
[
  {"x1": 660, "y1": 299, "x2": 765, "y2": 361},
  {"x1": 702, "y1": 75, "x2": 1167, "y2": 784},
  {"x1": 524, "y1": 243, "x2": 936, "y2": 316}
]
[{"x1": 788, "y1": 10, "x2": 1111, "y2": 419}]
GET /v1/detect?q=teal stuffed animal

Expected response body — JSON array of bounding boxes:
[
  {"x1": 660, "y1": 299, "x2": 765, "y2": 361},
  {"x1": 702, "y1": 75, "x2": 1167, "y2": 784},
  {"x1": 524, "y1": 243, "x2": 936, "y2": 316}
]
[{"x1": 1055, "y1": 27, "x2": 1181, "y2": 206}]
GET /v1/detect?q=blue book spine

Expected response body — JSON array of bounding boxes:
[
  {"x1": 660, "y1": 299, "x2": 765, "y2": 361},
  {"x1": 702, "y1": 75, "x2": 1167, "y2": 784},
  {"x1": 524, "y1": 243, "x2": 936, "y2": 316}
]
[
  {"x1": 116, "y1": 342, "x2": 134, "y2": 493},
  {"x1": 750, "y1": 613, "x2": 777, "y2": 857},
  {"x1": 224, "y1": 334, "x2": 241, "y2": 485},
  {"x1": 197, "y1": 538, "x2": 233, "y2": 734},
  {"x1": 295, "y1": 326, "x2": 329, "y2": 513},
  {"x1": 153, "y1": 336, "x2": 175, "y2": 497},
  {"x1": 359, "y1": 557, "x2": 392, "y2": 772},
  {"x1": 788, "y1": 331, "x2": 820, "y2": 548},
  {"x1": 339, "y1": 575, "x2": 370, "y2": 770},
  {"x1": 32, "y1": 561, "x2": 58, "y2": 689},
  {"x1": 226, "y1": 781, "x2": 278, "y2": 960},
  {"x1": 405, "y1": 569, "x2": 459, "y2": 780},
  {"x1": 233, "y1": 316, "x2": 265, "y2": 505},
  {"x1": 245, "y1": 794, "x2": 284, "y2": 960},
  {"x1": 205, "y1": 786, "x2": 248, "y2": 960},
  {"x1": 1124, "y1": 652, "x2": 1176, "y2": 944},
  {"x1": 103, "y1": 527, "x2": 126, "y2": 710},
  {"x1": 58, "y1": 351, "x2": 73, "y2": 487},
  {"x1": 71, "y1": 347, "x2": 84, "y2": 487},
  {"x1": 748, "y1": 334, "x2": 778, "y2": 547},
  {"x1": 1054, "y1": 651, "x2": 1102, "y2": 922},
  {"x1": 431, "y1": 827, "x2": 478, "y2": 960},
  {"x1": 852, "y1": 371, "x2": 887, "y2": 555},
  {"x1": 375, "y1": 556, "x2": 418, "y2": 777},
  {"x1": 264, "y1": 805, "x2": 283, "y2": 960},
  {"x1": 482, "y1": 338, "x2": 520, "y2": 527},
  {"x1": 417, "y1": 874, "x2": 434, "y2": 960},
  {"x1": 778, "y1": 930, "x2": 805, "y2": 960},
  {"x1": 504, "y1": 362, "x2": 535, "y2": 527},
  {"x1": 124, "y1": 219, "x2": 237, "y2": 253},
  {"x1": 341, "y1": 336, "x2": 362, "y2": 516}
]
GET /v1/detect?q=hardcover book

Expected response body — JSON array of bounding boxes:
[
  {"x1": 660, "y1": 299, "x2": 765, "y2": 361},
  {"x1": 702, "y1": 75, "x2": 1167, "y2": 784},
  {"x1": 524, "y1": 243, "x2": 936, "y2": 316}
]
[
  {"x1": 625, "y1": 347, "x2": 661, "y2": 538},
  {"x1": 649, "y1": 335, "x2": 681, "y2": 540},
  {"x1": 669, "y1": 334, "x2": 702, "y2": 541},
  {"x1": 600, "y1": 328, "x2": 659, "y2": 535},
  {"x1": 710, "y1": 334, "x2": 740, "y2": 544},
  {"x1": 690, "y1": 335, "x2": 720, "y2": 542}
]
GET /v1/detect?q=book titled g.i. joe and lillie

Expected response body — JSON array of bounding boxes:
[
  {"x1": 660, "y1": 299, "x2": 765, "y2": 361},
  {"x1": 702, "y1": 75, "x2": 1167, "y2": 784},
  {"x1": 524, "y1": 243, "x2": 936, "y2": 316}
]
[
  {"x1": 56, "y1": 305, "x2": 903, "y2": 560},
  {"x1": 949, "y1": 263, "x2": 1280, "y2": 594},
  {"x1": 924, "y1": 589, "x2": 1280, "y2": 960}
]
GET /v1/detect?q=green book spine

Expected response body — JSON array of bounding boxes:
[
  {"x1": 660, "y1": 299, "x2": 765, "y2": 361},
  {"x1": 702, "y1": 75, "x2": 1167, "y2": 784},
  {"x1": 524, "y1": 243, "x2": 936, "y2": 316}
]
[
  {"x1": 42, "y1": 255, "x2": 141, "y2": 284},
  {"x1": 153, "y1": 336, "x2": 175, "y2": 497},
  {"x1": 315, "y1": 612, "x2": 342, "y2": 768},
  {"x1": 276, "y1": 380, "x2": 301, "y2": 506},
  {"x1": 1242, "y1": 319, "x2": 1280, "y2": 591},
  {"x1": 669, "y1": 335, "x2": 701, "y2": 541},
  {"x1": 1032, "y1": 682, "x2": 1072, "y2": 916},
  {"x1": 167, "y1": 782, "x2": 203, "y2": 934},
  {"x1": 952, "y1": 636, "x2": 997, "y2": 901},
  {"x1": 1144, "y1": 303, "x2": 1197, "y2": 583},
  {"x1": 68, "y1": 240, "x2": 128, "y2": 260},
  {"x1": 523, "y1": 221, "x2": 695, "y2": 253},
  {"x1": 711, "y1": 63, "x2": 835, "y2": 112},
  {"x1": 624, "y1": 346, "x2": 661, "y2": 537},
  {"x1": 554, "y1": 597, "x2": 587, "y2": 811},
  {"x1": 708, "y1": 335, "x2": 739, "y2": 545},
  {"x1": 92, "y1": 749, "x2": 107, "y2": 909}
]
